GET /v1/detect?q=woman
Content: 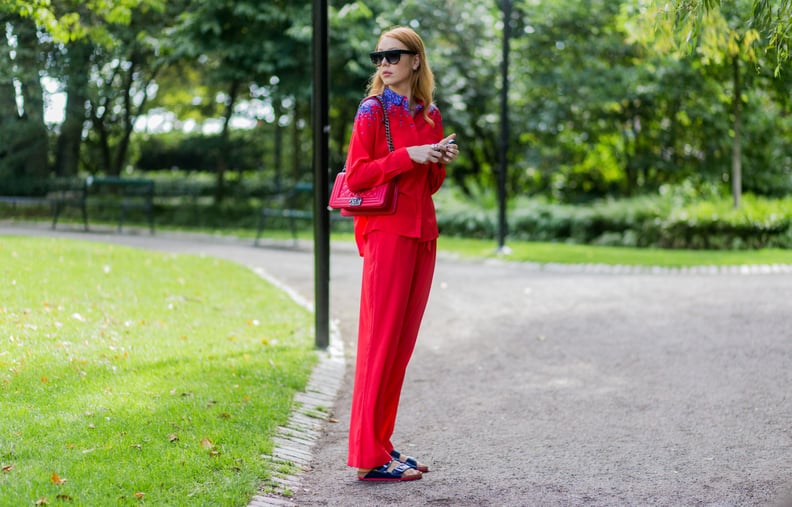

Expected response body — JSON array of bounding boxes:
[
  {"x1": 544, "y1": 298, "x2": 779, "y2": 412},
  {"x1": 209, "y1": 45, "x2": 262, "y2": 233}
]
[{"x1": 344, "y1": 26, "x2": 459, "y2": 482}]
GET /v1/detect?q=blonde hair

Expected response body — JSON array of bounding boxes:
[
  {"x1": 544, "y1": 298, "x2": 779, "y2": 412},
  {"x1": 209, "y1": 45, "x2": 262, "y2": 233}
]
[{"x1": 366, "y1": 26, "x2": 435, "y2": 125}]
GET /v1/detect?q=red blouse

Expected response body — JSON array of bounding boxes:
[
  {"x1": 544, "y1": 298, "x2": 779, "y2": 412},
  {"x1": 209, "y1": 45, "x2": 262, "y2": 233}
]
[{"x1": 344, "y1": 87, "x2": 447, "y2": 255}]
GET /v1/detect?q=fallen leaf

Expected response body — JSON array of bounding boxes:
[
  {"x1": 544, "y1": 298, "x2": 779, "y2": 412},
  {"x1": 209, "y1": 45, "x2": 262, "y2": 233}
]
[
  {"x1": 56, "y1": 494, "x2": 73, "y2": 501},
  {"x1": 209, "y1": 449, "x2": 221, "y2": 457},
  {"x1": 219, "y1": 413, "x2": 231, "y2": 419},
  {"x1": 200, "y1": 437, "x2": 214, "y2": 450},
  {"x1": 328, "y1": 417, "x2": 339, "y2": 423},
  {"x1": 134, "y1": 492, "x2": 145, "y2": 500},
  {"x1": 40, "y1": 376, "x2": 49, "y2": 384},
  {"x1": 168, "y1": 433, "x2": 179, "y2": 443},
  {"x1": 2, "y1": 464, "x2": 14, "y2": 473},
  {"x1": 130, "y1": 444, "x2": 142, "y2": 451},
  {"x1": 35, "y1": 498, "x2": 48, "y2": 505},
  {"x1": 51, "y1": 471, "x2": 67, "y2": 485}
]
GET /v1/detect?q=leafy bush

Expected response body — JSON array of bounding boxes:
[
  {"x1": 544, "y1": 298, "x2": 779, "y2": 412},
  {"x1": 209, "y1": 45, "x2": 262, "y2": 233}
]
[
  {"x1": 435, "y1": 186, "x2": 792, "y2": 250},
  {"x1": 135, "y1": 132, "x2": 269, "y2": 174}
]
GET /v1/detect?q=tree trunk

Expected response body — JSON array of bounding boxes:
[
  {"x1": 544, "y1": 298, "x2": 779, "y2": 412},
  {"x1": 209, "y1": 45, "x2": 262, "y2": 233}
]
[
  {"x1": 290, "y1": 99, "x2": 300, "y2": 182},
  {"x1": 273, "y1": 98, "x2": 283, "y2": 191},
  {"x1": 0, "y1": 26, "x2": 20, "y2": 175},
  {"x1": 55, "y1": 42, "x2": 92, "y2": 177},
  {"x1": 14, "y1": 18, "x2": 49, "y2": 179},
  {"x1": 112, "y1": 56, "x2": 144, "y2": 176},
  {"x1": 89, "y1": 98, "x2": 112, "y2": 174},
  {"x1": 214, "y1": 79, "x2": 240, "y2": 204},
  {"x1": 731, "y1": 55, "x2": 742, "y2": 209}
]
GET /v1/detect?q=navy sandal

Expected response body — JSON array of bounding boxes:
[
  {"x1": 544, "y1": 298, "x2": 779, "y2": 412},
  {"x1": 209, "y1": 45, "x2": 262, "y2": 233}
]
[
  {"x1": 390, "y1": 449, "x2": 430, "y2": 473},
  {"x1": 358, "y1": 460, "x2": 422, "y2": 482}
]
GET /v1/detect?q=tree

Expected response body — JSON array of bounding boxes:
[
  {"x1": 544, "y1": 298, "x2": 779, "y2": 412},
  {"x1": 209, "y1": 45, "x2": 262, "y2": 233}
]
[
  {"x1": 1, "y1": 0, "x2": 167, "y2": 178},
  {"x1": 0, "y1": 14, "x2": 49, "y2": 183},
  {"x1": 647, "y1": 0, "x2": 791, "y2": 74},
  {"x1": 626, "y1": 0, "x2": 790, "y2": 207},
  {"x1": 170, "y1": 0, "x2": 311, "y2": 203},
  {"x1": 83, "y1": 3, "x2": 178, "y2": 175}
]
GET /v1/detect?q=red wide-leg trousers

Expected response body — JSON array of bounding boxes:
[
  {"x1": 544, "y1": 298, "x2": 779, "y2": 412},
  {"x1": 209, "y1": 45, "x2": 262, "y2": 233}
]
[{"x1": 347, "y1": 231, "x2": 437, "y2": 469}]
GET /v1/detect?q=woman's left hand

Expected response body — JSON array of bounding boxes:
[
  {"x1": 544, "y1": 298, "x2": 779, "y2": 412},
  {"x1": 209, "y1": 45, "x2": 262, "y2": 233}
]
[{"x1": 436, "y1": 134, "x2": 459, "y2": 164}]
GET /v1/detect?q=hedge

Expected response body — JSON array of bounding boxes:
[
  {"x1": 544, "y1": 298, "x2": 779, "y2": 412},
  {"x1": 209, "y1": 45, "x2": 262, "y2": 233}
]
[{"x1": 435, "y1": 191, "x2": 792, "y2": 250}]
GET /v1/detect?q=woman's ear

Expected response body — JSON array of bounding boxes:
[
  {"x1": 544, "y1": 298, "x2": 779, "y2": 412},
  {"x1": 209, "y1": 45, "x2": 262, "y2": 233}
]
[{"x1": 412, "y1": 56, "x2": 420, "y2": 71}]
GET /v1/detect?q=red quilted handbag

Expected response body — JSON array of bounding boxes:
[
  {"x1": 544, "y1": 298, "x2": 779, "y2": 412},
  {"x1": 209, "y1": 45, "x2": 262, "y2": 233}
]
[
  {"x1": 329, "y1": 96, "x2": 398, "y2": 216},
  {"x1": 329, "y1": 172, "x2": 398, "y2": 216}
]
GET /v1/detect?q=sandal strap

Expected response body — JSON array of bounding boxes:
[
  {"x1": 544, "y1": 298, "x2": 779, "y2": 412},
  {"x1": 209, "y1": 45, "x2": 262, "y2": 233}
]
[
  {"x1": 389, "y1": 461, "x2": 411, "y2": 474},
  {"x1": 390, "y1": 449, "x2": 429, "y2": 472},
  {"x1": 391, "y1": 449, "x2": 418, "y2": 467},
  {"x1": 360, "y1": 460, "x2": 412, "y2": 480}
]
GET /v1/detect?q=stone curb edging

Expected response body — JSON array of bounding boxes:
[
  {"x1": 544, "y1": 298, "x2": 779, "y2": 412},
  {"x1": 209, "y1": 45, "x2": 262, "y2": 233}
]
[
  {"x1": 481, "y1": 258, "x2": 792, "y2": 275},
  {"x1": 246, "y1": 269, "x2": 346, "y2": 507}
]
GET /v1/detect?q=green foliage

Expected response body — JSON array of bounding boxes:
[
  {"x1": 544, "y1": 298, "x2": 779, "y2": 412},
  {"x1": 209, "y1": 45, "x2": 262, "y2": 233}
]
[
  {"x1": 135, "y1": 131, "x2": 269, "y2": 174},
  {"x1": 0, "y1": 237, "x2": 316, "y2": 506},
  {"x1": 1, "y1": 0, "x2": 166, "y2": 45},
  {"x1": 627, "y1": 0, "x2": 792, "y2": 74},
  {"x1": 435, "y1": 185, "x2": 792, "y2": 249}
]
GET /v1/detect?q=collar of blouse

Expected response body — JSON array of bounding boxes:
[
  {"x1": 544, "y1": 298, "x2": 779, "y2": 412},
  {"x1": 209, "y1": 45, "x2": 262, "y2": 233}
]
[{"x1": 382, "y1": 87, "x2": 424, "y2": 116}]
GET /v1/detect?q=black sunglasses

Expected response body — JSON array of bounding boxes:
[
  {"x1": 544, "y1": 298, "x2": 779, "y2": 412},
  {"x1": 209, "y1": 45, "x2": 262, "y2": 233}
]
[{"x1": 369, "y1": 49, "x2": 417, "y2": 66}]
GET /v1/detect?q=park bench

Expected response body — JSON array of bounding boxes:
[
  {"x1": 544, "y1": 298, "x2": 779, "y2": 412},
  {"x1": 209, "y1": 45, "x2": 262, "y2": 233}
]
[
  {"x1": 154, "y1": 179, "x2": 211, "y2": 207},
  {"x1": 49, "y1": 176, "x2": 155, "y2": 233},
  {"x1": 0, "y1": 177, "x2": 89, "y2": 229},
  {"x1": 0, "y1": 195, "x2": 51, "y2": 214},
  {"x1": 0, "y1": 179, "x2": 53, "y2": 220},
  {"x1": 254, "y1": 181, "x2": 348, "y2": 246},
  {"x1": 86, "y1": 176, "x2": 155, "y2": 234},
  {"x1": 50, "y1": 178, "x2": 89, "y2": 230}
]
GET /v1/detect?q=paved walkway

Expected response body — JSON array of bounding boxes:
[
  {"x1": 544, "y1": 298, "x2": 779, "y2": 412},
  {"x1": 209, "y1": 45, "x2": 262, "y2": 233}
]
[{"x1": 3, "y1": 223, "x2": 792, "y2": 507}]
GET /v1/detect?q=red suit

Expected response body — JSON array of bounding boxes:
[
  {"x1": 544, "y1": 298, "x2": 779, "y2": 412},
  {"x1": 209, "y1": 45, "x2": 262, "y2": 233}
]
[{"x1": 345, "y1": 87, "x2": 446, "y2": 469}]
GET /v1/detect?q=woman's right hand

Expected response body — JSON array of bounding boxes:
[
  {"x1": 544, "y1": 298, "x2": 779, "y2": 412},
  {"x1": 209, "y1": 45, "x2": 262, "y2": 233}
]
[{"x1": 406, "y1": 144, "x2": 444, "y2": 165}]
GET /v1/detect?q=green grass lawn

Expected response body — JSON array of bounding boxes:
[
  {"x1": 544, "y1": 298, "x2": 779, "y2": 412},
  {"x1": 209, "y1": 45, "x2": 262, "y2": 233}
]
[{"x1": 0, "y1": 237, "x2": 316, "y2": 506}]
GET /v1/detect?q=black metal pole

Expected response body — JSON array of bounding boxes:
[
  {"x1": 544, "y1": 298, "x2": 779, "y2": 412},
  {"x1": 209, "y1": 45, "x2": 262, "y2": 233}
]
[
  {"x1": 497, "y1": 0, "x2": 511, "y2": 253},
  {"x1": 312, "y1": 0, "x2": 330, "y2": 349}
]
